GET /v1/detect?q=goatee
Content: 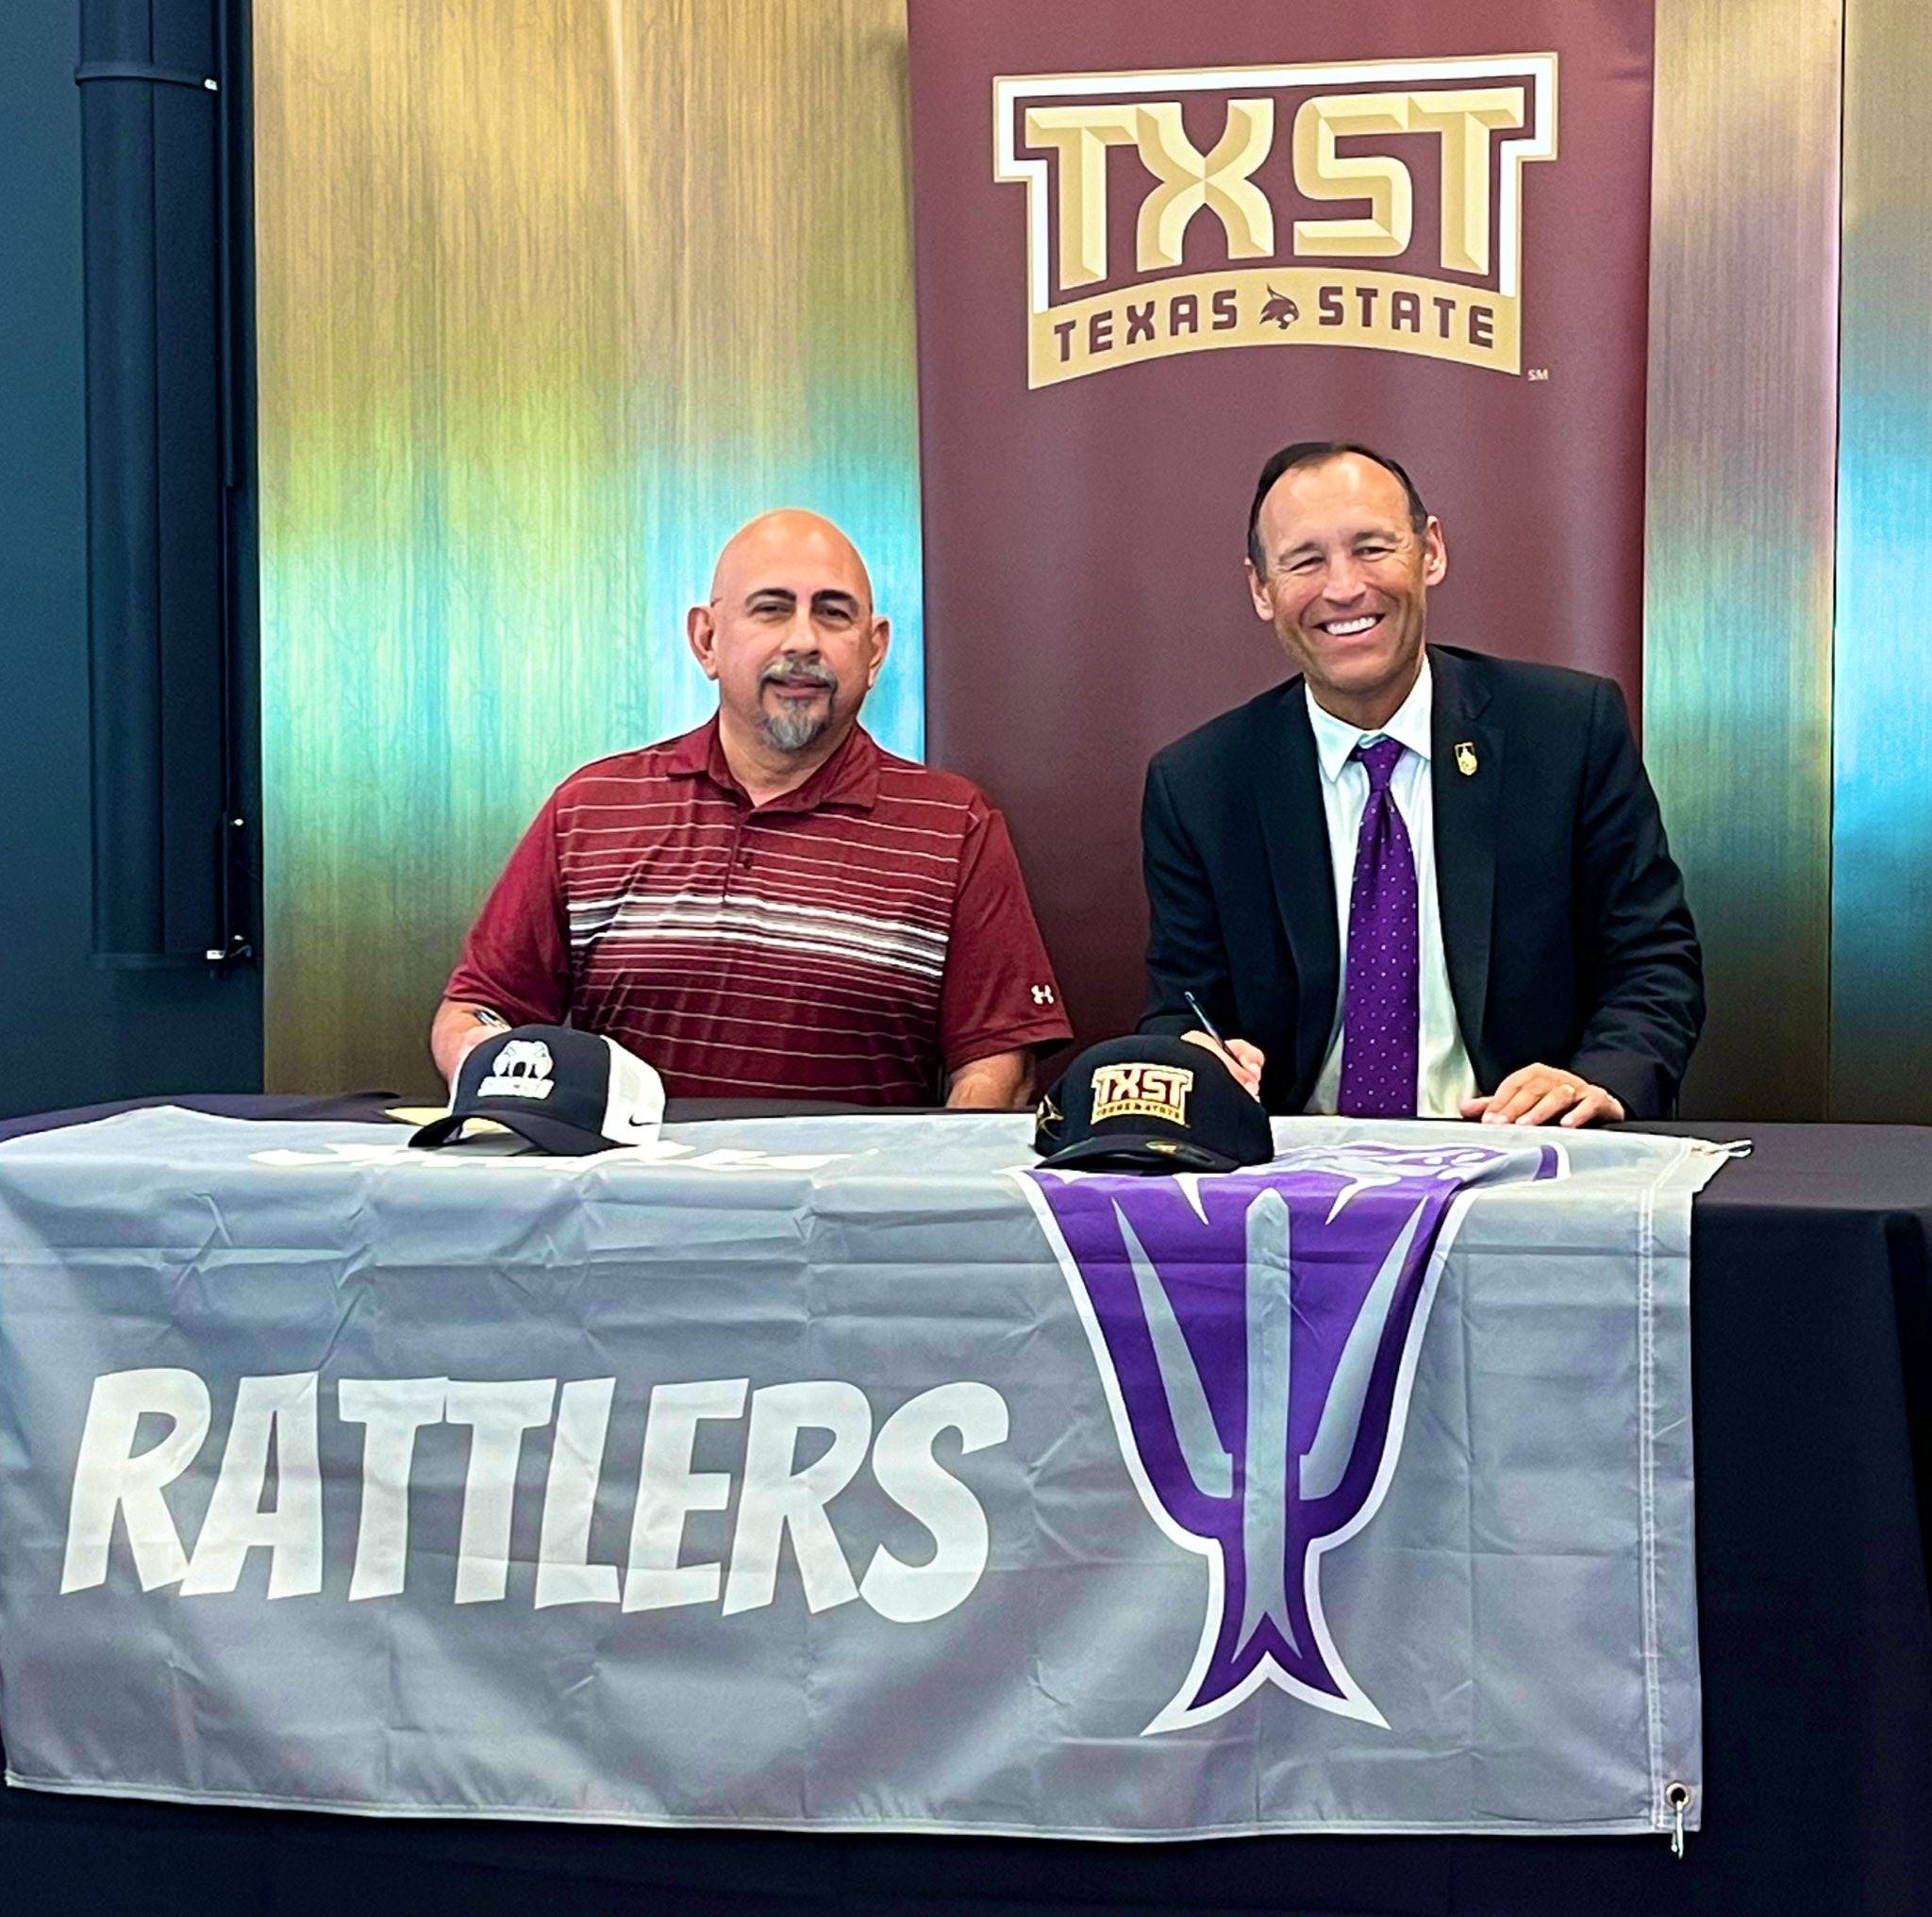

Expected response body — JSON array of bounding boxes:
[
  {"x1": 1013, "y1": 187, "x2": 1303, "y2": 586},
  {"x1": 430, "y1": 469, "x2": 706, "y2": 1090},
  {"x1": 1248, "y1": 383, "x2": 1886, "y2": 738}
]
[{"x1": 759, "y1": 697, "x2": 834, "y2": 753}]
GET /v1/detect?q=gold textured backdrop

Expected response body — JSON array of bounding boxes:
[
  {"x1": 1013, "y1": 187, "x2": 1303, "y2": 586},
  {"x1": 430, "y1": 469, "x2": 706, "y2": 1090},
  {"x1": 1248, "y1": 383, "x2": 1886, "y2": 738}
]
[
  {"x1": 1643, "y1": 0, "x2": 1840, "y2": 1118},
  {"x1": 260, "y1": 0, "x2": 1928, "y2": 1118},
  {"x1": 256, "y1": 0, "x2": 923, "y2": 1094}
]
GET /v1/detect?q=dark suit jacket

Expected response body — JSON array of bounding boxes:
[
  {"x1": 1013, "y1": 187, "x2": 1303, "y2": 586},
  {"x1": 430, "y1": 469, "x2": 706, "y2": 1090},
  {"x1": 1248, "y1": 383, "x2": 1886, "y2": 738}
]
[{"x1": 1138, "y1": 645, "x2": 1704, "y2": 1120}]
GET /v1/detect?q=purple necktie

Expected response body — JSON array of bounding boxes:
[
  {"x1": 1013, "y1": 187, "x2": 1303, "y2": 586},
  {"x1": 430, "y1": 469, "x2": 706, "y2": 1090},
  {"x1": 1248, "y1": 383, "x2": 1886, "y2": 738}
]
[{"x1": 1338, "y1": 737, "x2": 1420, "y2": 1118}]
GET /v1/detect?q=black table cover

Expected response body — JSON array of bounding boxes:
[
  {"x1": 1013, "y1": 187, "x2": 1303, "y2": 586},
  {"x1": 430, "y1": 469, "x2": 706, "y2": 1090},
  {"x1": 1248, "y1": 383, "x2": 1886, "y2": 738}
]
[{"x1": 2, "y1": 1106, "x2": 1927, "y2": 1915}]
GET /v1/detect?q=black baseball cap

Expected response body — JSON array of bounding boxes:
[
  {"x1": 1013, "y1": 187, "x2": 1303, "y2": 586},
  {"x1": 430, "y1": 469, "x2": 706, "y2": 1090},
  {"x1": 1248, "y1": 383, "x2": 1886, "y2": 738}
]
[
  {"x1": 1033, "y1": 1035, "x2": 1274, "y2": 1174},
  {"x1": 411, "y1": 1025, "x2": 666, "y2": 1155}
]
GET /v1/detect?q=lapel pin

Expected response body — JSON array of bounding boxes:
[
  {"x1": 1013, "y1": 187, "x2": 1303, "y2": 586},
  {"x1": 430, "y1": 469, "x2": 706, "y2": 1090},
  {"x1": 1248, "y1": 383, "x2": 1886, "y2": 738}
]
[{"x1": 1455, "y1": 742, "x2": 1478, "y2": 777}]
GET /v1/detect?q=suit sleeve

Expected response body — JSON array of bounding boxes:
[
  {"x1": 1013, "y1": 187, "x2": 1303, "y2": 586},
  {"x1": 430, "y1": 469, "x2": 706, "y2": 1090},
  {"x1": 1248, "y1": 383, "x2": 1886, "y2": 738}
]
[
  {"x1": 1138, "y1": 756, "x2": 1236, "y2": 1039},
  {"x1": 1566, "y1": 679, "x2": 1706, "y2": 1118}
]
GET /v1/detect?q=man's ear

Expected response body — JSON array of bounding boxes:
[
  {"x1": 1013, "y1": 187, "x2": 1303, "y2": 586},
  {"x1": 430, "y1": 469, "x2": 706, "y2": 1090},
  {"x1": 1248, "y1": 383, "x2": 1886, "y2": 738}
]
[
  {"x1": 687, "y1": 603, "x2": 720, "y2": 680},
  {"x1": 1244, "y1": 558, "x2": 1273, "y2": 621},
  {"x1": 865, "y1": 615, "x2": 891, "y2": 690},
  {"x1": 1422, "y1": 517, "x2": 1448, "y2": 588}
]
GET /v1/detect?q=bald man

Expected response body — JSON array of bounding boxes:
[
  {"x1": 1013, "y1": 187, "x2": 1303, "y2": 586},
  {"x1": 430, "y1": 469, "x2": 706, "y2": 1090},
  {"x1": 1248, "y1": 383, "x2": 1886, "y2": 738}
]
[{"x1": 430, "y1": 510, "x2": 1071, "y2": 1107}]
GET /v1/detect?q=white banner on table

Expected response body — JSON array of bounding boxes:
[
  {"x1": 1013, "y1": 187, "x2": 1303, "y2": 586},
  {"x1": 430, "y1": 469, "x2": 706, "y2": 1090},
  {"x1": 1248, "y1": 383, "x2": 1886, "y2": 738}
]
[{"x1": 0, "y1": 1109, "x2": 1724, "y2": 1838}]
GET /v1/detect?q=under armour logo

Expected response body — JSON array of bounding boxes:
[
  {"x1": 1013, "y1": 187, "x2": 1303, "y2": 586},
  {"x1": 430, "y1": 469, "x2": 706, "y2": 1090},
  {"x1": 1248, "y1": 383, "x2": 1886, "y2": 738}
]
[{"x1": 1031, "y1": 984, "x2": 1056, "y2": 1006}]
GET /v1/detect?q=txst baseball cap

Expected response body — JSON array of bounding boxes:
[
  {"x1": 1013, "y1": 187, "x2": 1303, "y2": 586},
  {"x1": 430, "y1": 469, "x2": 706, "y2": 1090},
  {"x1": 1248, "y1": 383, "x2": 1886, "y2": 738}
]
[
  {"x1": 1033, "y1": 1034, "x2": 1274, "y2": 1174},
  {"x1": 411, "y1": 1025, "x2": 665, "y2": 1155}
]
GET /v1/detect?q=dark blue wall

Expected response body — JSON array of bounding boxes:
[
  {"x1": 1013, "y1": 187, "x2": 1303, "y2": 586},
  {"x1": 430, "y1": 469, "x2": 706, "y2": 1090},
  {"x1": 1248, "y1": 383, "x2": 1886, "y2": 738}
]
[{"x1": 0, "y1": 3, "x2": 260, "y2": 1119}]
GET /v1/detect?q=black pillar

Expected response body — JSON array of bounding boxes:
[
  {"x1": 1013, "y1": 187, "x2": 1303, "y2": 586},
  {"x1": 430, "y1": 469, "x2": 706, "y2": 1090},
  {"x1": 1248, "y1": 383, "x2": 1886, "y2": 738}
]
[{"x1": 77, "y1": 0, "x2": 254, "y2": 968}]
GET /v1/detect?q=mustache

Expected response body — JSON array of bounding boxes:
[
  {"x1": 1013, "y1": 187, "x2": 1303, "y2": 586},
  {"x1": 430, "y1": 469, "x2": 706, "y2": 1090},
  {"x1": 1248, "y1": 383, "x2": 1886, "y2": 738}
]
[{"x1": 759, "y1": 661, "x2": 838, "y2": 690}]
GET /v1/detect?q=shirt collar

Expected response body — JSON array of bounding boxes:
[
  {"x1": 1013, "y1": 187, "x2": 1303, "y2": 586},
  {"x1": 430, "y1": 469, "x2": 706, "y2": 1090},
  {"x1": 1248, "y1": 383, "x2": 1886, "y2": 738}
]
[
  {"x1": 665, "y1": 712, "x2": 882, "y2": 813},
  {"x1": 1306, "y1": 655, "x2": 1434, "y2": 785}
]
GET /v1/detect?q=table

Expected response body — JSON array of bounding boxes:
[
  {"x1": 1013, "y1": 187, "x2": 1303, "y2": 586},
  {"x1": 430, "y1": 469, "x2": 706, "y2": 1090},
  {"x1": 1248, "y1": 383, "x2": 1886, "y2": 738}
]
[{"x1": 2, "y1": 1104, "x2": 1928, "y2": 1915}]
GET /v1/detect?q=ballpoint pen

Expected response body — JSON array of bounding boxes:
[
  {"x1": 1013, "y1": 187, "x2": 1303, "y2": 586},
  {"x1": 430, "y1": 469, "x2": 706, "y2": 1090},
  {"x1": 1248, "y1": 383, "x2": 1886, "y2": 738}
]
[{"x1": 1181, "y1": 991, "x2": 1222, "y2": 1043}]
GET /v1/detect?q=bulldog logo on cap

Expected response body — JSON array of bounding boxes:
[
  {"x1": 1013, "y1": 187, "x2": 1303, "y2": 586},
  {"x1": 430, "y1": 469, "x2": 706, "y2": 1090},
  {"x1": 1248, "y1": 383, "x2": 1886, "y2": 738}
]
[{"x1": 478, "y1": 1040, "x2": 556, "y2": 1101}]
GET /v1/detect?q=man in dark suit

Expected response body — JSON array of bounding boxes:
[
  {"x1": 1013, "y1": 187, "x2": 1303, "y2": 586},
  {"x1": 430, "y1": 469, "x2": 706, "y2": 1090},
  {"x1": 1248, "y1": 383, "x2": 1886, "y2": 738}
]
[{"x1": 1141, "y1": 441, "x2": 1703, "y2": 1127}]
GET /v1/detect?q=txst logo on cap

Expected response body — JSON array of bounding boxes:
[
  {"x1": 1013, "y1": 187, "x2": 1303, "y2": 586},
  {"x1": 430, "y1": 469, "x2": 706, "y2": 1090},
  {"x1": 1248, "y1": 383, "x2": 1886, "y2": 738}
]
[
  {"x1": 1090, "y1": 1062, "x2": 1193, "y2": 1127},
  {"x1": 412, "y1": 1025, "x2": 665, "y2": 1156}
]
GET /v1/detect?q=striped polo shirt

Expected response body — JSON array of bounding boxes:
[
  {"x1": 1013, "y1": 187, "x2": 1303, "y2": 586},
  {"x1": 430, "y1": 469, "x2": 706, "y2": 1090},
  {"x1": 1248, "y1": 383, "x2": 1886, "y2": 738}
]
[{"x1": 445, "y1": 718, "x2": 1072, "y2": 1102}]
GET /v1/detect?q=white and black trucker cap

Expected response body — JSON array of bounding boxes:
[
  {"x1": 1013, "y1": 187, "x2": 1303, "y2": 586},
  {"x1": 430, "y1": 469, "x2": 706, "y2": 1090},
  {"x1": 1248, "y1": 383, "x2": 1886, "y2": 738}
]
[{"x1": 411, "y1": 1025, "x2": 665, "y2": 1155}]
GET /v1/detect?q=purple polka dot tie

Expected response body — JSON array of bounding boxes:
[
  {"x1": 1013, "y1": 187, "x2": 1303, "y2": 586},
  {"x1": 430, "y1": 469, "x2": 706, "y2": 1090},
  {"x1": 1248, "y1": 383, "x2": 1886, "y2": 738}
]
[{"x1": 1338, "y1": 737, "x2": 1420, "y2": 1118}]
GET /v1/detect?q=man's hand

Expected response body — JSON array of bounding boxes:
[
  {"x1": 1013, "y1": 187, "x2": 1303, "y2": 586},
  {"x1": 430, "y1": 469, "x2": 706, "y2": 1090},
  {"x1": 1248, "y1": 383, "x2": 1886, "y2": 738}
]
[
  {"x1": 429, "y1": 999, "x2": 510, "y2": 1088},
  {"x1": 1459, "y1": 1064, "x2": 1624, "y2": 1129},
  {"x1": 945, "y1": 1049, "x2": 1036, "y2": 1110},
  {"x1": 456, "y1": 1024, "x2": 496, "y2": 1069},
  {"x1": 1181, "y1": 1029, "x2": 1265, "y2": 1100}
]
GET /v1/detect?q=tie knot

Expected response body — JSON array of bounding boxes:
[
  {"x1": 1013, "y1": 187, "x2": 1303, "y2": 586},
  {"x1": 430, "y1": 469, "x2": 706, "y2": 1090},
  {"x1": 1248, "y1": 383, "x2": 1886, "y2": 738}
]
[{"x1": 1355, "y1": 735, "x2": 1404, "y2": 792}]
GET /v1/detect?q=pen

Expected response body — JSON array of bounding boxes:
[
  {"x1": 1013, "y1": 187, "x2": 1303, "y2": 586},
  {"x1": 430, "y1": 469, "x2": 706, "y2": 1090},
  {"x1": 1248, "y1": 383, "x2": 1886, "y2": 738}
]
[
  {"x1": 1183, "y1": 991, "x2": 1263, "y2": 1103},
  {"x1": 1182, "y1": 991, "x2": 1223, "y2": 1044}
]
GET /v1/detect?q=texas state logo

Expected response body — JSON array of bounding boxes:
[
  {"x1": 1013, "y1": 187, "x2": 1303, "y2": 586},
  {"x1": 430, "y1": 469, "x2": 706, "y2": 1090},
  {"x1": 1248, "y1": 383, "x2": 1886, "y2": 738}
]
[
  {"x1": 1021, "y1": 1139, "x2": 1562, "y2": 1730},
  {"x1": 994, "y1": 54, "x2": 1557, "y2": 386}
]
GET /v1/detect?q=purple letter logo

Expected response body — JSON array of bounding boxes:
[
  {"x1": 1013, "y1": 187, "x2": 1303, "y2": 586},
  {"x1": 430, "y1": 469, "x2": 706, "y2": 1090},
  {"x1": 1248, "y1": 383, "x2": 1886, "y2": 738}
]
[{"x1": 1022, "y1": 1139, "x2": 1561, "y2": 1729}]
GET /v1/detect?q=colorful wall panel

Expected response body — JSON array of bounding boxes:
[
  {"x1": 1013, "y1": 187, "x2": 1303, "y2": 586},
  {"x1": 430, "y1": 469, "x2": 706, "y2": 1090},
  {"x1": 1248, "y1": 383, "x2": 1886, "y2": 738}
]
[{"x1": 256, "y1": 0, "x2": 924, "y2": 1094}]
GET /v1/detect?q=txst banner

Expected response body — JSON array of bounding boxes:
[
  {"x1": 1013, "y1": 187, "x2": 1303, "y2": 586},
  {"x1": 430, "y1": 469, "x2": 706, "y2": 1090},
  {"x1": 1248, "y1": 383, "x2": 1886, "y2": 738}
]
[
  {"x1": 0, "y1": 1109, "x2": 1722, "y2": 1837},
  {"x1": 999, "y1": 54, "x2": 1555, "y2": 387},
  {"x1": 908, "y1": 0, "x2": 1655, "y2": 1045}
]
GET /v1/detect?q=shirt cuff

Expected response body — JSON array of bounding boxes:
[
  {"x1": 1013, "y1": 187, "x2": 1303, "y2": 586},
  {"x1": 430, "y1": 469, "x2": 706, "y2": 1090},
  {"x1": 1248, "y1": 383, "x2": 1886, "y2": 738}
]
[{"x1": 944, "y1": 1016, "x2": 1075, "y2": 1075}]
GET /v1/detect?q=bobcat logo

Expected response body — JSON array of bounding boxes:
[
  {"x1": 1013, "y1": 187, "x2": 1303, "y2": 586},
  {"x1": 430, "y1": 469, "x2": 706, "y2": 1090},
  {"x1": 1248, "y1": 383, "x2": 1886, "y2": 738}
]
[
  {"x1": 1260, "y1": 287, "x2": 1300, "y2": 329},
  {"x1": 478, "y1": 1040, "x2": 556, "y2": 1101}
]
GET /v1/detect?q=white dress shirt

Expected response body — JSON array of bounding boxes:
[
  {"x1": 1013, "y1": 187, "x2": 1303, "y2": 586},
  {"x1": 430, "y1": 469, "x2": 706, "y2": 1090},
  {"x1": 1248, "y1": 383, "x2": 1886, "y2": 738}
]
[{"x1": 1304, "y1": 658, "x2": 1479, "y2": 1118}]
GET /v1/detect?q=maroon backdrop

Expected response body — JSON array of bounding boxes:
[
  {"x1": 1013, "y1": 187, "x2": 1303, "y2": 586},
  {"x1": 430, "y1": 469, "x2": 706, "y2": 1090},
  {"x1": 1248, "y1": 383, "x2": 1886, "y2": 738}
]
[{"x1": 908, "y1": 0, "x2": 1655, "y2": 1051}]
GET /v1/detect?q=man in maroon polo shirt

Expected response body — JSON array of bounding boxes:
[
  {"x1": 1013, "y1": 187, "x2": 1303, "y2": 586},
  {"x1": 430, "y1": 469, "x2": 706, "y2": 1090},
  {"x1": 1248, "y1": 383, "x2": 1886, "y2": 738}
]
[{"x1": 429, "y1": 510, "x2": 1072, "y2": 1107}]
